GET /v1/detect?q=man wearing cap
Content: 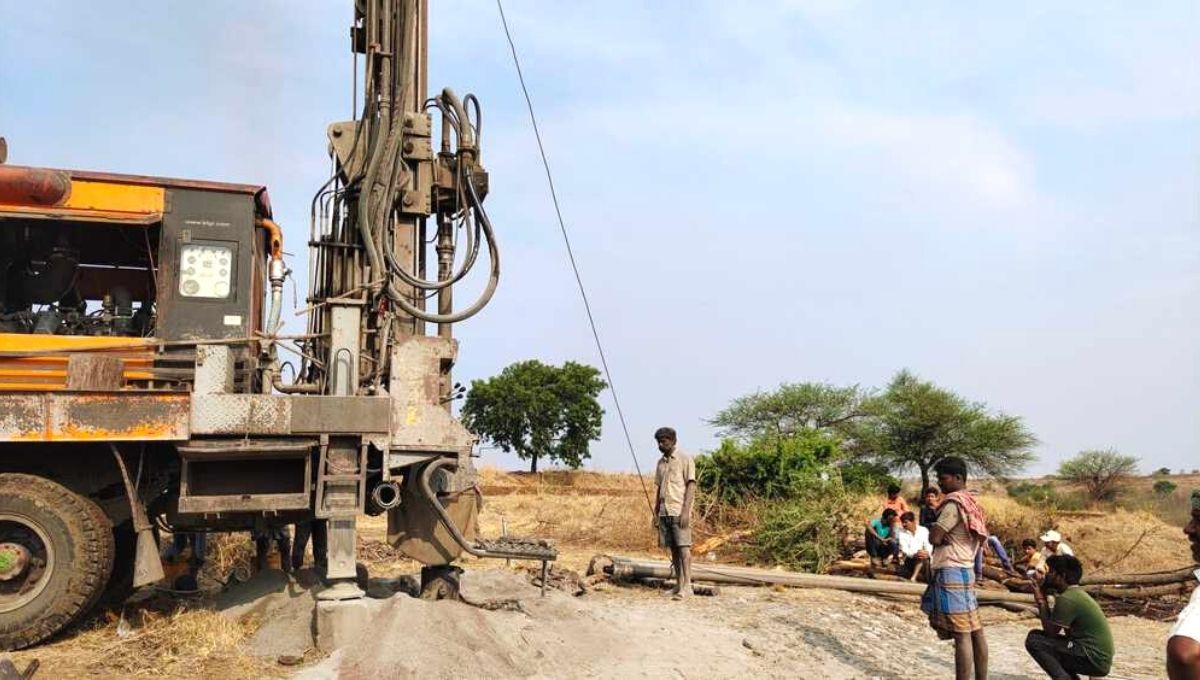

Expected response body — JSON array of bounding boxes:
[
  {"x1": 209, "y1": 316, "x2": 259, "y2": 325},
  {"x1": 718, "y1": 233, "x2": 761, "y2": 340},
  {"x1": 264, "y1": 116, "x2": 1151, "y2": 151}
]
[
  {"x1": 653, "y1": 426, "x2": 696, "y2": 599},
  {"x1": 1166, "y1": 489, "x2": 1200, "y2": 678},
  {"x1": 1040, "y1": 530, "x2": 1075, "y2": 559}
]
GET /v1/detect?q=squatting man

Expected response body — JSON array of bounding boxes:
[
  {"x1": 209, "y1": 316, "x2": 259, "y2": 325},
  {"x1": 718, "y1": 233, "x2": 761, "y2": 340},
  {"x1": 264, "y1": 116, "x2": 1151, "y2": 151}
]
[{"x1": 653, "y1": 426, "x2": 696, "y2": 599}]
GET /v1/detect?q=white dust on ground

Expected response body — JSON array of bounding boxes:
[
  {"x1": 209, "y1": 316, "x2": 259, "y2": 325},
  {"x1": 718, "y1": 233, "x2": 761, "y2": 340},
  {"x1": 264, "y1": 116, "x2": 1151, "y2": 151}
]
[{"x1": 288, "y1": 569, "x2": 1174, "y2": 680}]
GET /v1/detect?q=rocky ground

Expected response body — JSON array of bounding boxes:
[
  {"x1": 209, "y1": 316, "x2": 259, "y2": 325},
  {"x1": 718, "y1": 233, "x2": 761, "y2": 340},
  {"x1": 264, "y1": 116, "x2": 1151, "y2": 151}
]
[{"x1": 283, "y1": 569, "x2": 1171, "y2": 680}]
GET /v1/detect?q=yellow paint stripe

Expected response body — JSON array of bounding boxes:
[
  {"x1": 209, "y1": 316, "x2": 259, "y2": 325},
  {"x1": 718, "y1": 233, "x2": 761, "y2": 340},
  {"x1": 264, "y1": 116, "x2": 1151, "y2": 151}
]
[
  {"x1": 63, "y1": 180, "x2": 164, "y2": 216},
  {"x1": 0, "y1": 333, "x2": 155, "y2": 352}
]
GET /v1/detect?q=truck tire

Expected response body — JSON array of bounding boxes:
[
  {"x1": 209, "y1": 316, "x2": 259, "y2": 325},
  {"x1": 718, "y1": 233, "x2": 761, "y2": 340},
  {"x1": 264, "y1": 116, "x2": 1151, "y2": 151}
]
[
  {"x1": 0, "y1": 474, "x2": 115, "y2": 650},
  {"x1": 96, "y1": 520, "x2": 136, "y2": 610}
]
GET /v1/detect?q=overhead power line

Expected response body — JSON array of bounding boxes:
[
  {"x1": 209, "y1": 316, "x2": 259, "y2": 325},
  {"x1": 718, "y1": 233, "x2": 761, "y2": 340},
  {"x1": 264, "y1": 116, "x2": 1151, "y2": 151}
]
[{"x1": 495, "y1": 0, "x2": 655, "y2": 514}]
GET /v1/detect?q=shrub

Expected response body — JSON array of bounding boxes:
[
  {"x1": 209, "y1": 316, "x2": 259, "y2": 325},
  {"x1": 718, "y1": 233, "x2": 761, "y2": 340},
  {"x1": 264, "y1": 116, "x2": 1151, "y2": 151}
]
[
  {"x1": 696, "y1": 432, "x2": 839, "y2": 504},
  {"x1": 1153, "y1": 479, "x2": 1177, "y2": 496},
  {"x1": 839, "y1": 461, "x2": 900, "y2": 495},
  {"x1": 1006, "y1": 481, "x2": 1089, "y2": 511},
  {"x1": 750, "y1": 477, "x2": 859, "y2": 572}
]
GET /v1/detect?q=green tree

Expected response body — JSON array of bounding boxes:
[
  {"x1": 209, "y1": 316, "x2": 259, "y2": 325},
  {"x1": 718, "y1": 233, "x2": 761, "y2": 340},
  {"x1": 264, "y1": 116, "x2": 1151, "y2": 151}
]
[
  {"x1": 1153, "y1": 466, "x2": 1172, "y2": 477},
  {"x1": 461, "y1": 360, "x2": 606, "y2": 473},
  {"x1": 1057, "y1": 449, "x2": 1139, "y2": 501},
  {"x1": 858, "y1": 370, "x2": 1037, "y2": 491},
  {"x1": 708, "y1": 382, "x2": 868, "y2": 442}
]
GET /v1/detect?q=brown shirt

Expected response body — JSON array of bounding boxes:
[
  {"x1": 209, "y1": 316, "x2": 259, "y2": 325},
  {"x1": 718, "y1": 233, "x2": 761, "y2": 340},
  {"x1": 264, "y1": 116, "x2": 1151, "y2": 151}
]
[
  {"x1": 655, "y1": 448, "x2": 696, "y2": 517},
  {"x1": 931, "y1": 500, "x2": 982, "y2": 569}
]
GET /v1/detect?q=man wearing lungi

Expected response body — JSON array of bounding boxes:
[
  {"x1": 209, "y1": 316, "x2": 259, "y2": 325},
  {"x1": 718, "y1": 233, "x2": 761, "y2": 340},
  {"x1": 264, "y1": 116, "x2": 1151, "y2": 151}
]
[{"x1": 922, "y1": 456, "x2": 989, "y2": 680}]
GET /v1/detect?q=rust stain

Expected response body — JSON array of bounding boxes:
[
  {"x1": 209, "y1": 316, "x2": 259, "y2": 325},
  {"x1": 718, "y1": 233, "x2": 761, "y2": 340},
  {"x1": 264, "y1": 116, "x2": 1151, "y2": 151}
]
[{"x1": 0, "y1": 393, "x2": 190, "y2": 442}]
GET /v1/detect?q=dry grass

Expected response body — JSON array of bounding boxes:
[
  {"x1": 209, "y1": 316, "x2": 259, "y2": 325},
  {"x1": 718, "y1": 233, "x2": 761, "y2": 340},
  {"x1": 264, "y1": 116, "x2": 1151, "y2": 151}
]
[
  {"x1": 12, "y1": 469, "x2": 1192, "y2": 678},
  {"x1": 8, "y1": 601, "x2": 282, "y2": 680}
]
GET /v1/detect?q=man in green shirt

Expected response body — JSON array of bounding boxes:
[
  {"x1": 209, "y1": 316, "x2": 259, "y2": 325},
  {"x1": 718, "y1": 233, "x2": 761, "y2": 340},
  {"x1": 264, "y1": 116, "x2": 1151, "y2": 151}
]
[{"x1": 1025, "y1": 554, "x2": 1114, "y2": 679}]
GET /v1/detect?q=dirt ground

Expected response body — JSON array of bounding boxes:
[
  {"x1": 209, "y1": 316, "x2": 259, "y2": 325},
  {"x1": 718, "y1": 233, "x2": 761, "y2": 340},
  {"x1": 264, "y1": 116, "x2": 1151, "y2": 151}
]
[
  {"x1": 296, "y1": 569, "x2": 1174, "y2": 680},
  {"x1": 6, "y1": 470, "x2": 1193, "y2": 679}
]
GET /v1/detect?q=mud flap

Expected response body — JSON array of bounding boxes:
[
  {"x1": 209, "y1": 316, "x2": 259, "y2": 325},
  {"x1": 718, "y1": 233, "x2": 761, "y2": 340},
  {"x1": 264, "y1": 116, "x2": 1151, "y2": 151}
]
[{"x1": 387, "y1": 472, "x2": 481, "y2": 566}]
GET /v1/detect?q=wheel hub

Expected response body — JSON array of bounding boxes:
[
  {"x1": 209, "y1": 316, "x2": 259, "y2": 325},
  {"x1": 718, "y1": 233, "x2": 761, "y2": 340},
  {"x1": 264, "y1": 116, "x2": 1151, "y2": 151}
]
[
  {"x1": 0, "y1": 515, "x2": 54, "y2": 614},
  {"x1": 0, "y1": 543, "x2": 30, "y2": 581}
]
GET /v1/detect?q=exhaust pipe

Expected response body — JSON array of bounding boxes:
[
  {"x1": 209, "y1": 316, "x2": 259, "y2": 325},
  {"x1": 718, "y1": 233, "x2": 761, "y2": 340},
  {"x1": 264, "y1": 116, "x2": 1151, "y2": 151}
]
[{"x1": 370, "y1": 480, "x2": 401, "y2": 511}]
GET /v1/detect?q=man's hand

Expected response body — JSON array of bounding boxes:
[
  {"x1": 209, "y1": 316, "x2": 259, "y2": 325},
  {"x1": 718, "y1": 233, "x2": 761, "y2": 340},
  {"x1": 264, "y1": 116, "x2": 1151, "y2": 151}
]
[
  {"x1": 678, "y1": 514, "x2": 690, "y2": 530},
  {"x1": 916, "y1": 549, "x2": 929, "y2": 560},
  {"x1": 652, "y1": 516, "x2": 660, "y2": 530}
]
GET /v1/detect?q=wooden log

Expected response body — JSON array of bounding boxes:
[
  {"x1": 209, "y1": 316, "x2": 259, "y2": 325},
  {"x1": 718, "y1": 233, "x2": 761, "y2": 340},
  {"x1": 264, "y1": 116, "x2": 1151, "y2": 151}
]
[
  {"x1": 605, "y1": 556, "x2": 1039, "y2": 604},
  {"x1": 1080, "y1": 565, "x2": 1197, "y2": 586},
  {"x1": 1086, "y1": 582, "x2": 1196, "y2": 599}
]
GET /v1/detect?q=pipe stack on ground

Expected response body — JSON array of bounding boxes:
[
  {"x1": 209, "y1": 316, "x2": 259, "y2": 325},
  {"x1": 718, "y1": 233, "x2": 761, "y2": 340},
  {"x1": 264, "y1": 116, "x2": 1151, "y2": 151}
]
[{"x1": 599, "y1": 555, "x2": 1197, "y2": 607}]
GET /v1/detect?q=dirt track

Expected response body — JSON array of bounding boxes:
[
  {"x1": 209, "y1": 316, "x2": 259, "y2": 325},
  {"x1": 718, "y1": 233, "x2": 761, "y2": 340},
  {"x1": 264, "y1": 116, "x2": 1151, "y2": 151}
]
[{"x1": 295, "y1": 569, "x2": 1172, "y2": 680}]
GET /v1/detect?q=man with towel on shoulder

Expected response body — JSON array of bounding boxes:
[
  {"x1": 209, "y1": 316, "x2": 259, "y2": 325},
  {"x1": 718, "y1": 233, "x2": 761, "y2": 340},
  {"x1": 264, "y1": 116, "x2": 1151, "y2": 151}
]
[{"x1": 922, "y1": 456, "x2": 989, "y2": 680}]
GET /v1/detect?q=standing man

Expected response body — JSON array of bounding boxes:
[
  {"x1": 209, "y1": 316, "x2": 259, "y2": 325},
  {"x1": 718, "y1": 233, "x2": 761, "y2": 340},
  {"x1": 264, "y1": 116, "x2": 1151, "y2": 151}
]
[
  {"x1": 1025, "y1": 554, "x2": 1114, "y2": 679},
  {"x1": 1166, "y1": 489, "x2": 1200, "y2": 679},
  {"x1": 653, "y1": 426, "x2": 696, "y2": 599},
  {"x1": 921, "y1": 456, "x2": 989, "y2": 680}
]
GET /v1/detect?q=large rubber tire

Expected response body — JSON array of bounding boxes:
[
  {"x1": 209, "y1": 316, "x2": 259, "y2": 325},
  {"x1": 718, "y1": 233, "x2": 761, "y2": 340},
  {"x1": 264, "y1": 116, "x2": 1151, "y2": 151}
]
[
  {"x1": 96, "y1": 519, "x2": 136, "y2": 611},
  {"x1": 0, "y1": 474, "x2": 115, "y2": 650}
]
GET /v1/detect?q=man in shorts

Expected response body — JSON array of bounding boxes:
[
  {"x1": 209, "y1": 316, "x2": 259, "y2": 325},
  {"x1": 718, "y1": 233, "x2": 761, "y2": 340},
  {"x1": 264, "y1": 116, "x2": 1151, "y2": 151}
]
[
  {"x1": 1166, "y1": 489, "x2": 1200, "y2": 678},
  {"x1": 653, "y1": 426, "x2": 696, "y2": 599},
  {"x1": 921, "y1": 456, "x2": 988, "y2": 680}
]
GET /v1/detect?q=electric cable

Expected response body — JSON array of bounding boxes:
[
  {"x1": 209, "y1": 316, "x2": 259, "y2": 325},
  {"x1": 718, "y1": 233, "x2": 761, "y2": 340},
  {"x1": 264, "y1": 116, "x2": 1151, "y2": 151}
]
[{"x1": 496, "y1": 0, "x2": 655, "y2": 515}]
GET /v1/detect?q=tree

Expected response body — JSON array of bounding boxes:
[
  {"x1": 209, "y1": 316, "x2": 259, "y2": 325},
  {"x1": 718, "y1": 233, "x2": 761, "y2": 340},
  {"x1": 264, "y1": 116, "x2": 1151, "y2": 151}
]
[
  {"x1": 1153, "y1": 466, "x2": 1172, "y2": 477},
  {"x1": 709, "y1": 382, "x2": 868, "y2": 442},
  {"x1": 858, "y1": 370, "x2": 1037, "y2": 491},
  {"x1": 461, "y1": 360, "x2": 605, "y2": 473},
  {"x1": 1057, "y1": 449, "x2": 1139, "y2": 501}
]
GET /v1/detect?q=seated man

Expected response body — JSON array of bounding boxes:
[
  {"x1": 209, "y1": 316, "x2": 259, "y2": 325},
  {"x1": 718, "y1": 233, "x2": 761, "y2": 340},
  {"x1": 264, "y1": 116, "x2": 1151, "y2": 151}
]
[
  {"x1": 895, "y1": 511, "x2": 933, "y2": 581},
  {"x1": 1040, "y1": 530, "x2": 1075, "y2": 558},
  {"x1": 1019, "y1": 538, "x2": 1047, "y2": 576},
  {"x1": 864, "y1": 508, "x2": 899, "y2": 568},
  {"x1": 919, "y1": 487, "x2": 940, "y2": 530},
  {"x1": 882, "y1": 483, "x2": 909, "y2": 516},
  {"x1": 1166, "y1": 489, "x2": 1200, "y2": 679},
  {"x1": 1026, "y1": 554, "x2": 1113, "y2": 679}
]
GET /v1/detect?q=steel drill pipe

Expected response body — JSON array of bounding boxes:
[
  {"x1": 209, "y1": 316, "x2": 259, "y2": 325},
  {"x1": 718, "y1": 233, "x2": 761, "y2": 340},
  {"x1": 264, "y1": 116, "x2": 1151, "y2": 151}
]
[{"x1": 605, "y1": 556, "x2": 1040, "y2": 604}]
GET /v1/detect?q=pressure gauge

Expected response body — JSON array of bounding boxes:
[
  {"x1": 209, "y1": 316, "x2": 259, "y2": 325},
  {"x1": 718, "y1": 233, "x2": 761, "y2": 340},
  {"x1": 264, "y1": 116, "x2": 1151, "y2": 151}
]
[{"x1": 178, "y1": 244, "x2": 234, "y2": 298}]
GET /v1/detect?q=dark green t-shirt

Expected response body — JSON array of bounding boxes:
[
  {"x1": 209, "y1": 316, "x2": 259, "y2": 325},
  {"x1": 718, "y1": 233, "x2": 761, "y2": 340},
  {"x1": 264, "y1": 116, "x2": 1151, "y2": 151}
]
[{"x1": 1052, "y1": 586, "x2": 1114, "y2": 672}]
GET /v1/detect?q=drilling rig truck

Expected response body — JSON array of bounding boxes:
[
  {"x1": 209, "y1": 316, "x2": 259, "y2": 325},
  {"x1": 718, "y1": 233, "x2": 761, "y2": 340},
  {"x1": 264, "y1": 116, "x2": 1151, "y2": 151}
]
[{"x1": 0, "y1": 0, "x2": 552, "y2": 649}]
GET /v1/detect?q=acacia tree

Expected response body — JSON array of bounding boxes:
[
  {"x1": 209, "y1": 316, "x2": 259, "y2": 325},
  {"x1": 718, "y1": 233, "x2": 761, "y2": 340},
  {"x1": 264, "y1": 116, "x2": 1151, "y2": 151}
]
[
  {"x1": 859, "y1": 370, "x2": 1037, "y2": 491},
  {"x1": 708, "y1": 382, "x2": 869, "y2": 442},
  {"x1": 1057, "y1": 449, "x2": 1139, "y2": 501},
  {"x1": 461, "y1": 360, "x2": 606, "y2": 473}
]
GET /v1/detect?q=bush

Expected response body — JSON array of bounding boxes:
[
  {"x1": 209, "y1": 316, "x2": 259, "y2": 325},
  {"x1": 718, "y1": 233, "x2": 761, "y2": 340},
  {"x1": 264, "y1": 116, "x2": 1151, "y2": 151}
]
[
  {"x1": 839, "y1": 460, "x2": 900, "y2": 495},
  {"x1": 750, "y1": 477, "x2": 859, "y2": 572},
  {"x1": 1153, "y1": 479, "x2": 1177, "y2": 496},
  {"x1": 696, "y1": 432, "x2": 839, "y2": 504},
  {"x1": 1006, "y1": 481, "x2": 1088, "y2": 511}
]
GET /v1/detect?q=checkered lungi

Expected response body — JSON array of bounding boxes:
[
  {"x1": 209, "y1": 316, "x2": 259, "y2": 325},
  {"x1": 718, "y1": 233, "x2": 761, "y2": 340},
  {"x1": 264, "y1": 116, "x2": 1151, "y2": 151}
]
[{"x1": 921, "y1": 566, "x2": 982, "y2": 634}]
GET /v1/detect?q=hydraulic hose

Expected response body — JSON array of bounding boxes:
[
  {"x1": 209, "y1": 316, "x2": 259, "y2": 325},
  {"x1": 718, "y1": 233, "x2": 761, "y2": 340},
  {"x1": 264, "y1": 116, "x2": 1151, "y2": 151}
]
[{"x1": 384, "y1": 173, "x2": 499, "y2": 324}]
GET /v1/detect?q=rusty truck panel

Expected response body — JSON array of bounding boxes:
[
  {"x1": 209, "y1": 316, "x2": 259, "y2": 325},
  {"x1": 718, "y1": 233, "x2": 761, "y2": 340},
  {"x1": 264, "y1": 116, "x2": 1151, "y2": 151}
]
[{"x1": 0, "y1": 392, "x2": 190, "y2": 441}]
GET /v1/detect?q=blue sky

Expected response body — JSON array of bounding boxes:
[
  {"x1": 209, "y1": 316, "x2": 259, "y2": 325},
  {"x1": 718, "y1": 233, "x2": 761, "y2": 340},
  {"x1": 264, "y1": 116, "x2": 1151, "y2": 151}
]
[{"x1": 1, "y1": 2, "x2": 1197, "y2": 475}]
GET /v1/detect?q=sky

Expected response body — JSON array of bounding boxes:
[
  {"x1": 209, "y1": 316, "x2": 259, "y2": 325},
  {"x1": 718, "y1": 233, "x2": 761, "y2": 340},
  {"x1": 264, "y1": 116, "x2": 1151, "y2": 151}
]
[{"x1": 1, "y1": 1, "x2": 1197, "y2": 476}]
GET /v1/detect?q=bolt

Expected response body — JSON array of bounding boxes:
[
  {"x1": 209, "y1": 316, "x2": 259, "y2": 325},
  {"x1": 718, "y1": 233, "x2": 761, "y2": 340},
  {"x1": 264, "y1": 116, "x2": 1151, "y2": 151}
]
[
  {"x1": 403, "y1": 194, "x2": 415, "y2": 206},
  {"x1": 403, "y1": 141, "x2": 414, "y2": 153},
  {"x1": 332, "y1": 128, "x2": 343, "y2": 138}
]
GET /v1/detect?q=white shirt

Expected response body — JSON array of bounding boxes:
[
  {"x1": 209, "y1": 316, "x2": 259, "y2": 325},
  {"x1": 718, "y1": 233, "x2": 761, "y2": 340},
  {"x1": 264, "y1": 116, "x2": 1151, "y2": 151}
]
[
  {"x1": 896, "y1": 525, "x2": 934, "y2": 559},
  {"x1": 1042, "y1": 542, "x2": 1075, "y2": 559},
  {"x1": 1168, "y1": 569, "x2": 1200, "y2": 643}
]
